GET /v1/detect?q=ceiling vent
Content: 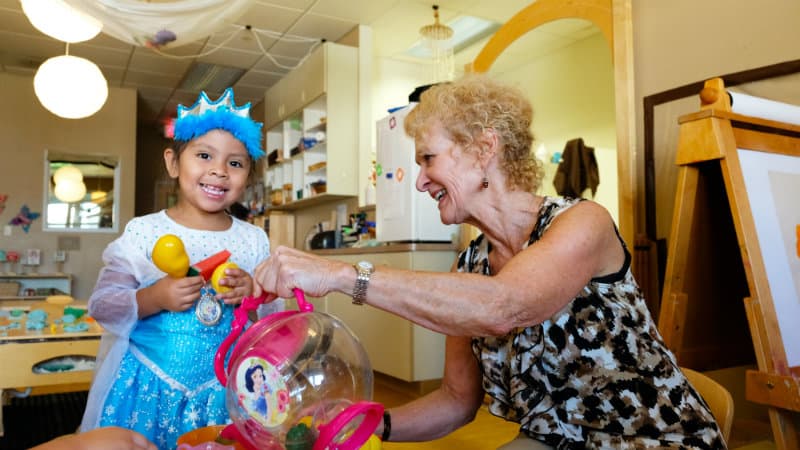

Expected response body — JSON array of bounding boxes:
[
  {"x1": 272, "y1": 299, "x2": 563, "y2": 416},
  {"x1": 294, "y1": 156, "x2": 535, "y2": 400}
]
[{"x1": 178, "y1": 62, "x2": 246, "y2": 93}]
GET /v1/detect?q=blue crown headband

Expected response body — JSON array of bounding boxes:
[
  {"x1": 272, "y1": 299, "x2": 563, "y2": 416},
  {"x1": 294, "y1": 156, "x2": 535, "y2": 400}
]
[{"x1": 174, "y1": 87, "x2": 264, "y2": 160}]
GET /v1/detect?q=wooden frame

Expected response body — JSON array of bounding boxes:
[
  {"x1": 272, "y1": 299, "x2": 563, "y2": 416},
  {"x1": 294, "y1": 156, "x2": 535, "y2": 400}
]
[
  {"x1": 467, "y1": 0, "x2": 636, "y2": 249},
  {"x1": 658, "y1": 77, "x2": 800, "y2": 449},
  {"x1": 640, "y1": 60, "x2": 800, "y2": 311}
]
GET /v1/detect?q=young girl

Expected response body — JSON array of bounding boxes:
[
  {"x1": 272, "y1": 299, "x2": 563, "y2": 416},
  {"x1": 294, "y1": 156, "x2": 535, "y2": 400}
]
[{"x1": 80, "y1": 88, "x2": 273, "y2": 449}]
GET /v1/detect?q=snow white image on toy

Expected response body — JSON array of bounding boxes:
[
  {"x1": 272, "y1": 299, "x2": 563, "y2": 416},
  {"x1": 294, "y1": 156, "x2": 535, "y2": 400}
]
[{"x1": 235, "y1": 356, "x2": 290, "y2": 427}]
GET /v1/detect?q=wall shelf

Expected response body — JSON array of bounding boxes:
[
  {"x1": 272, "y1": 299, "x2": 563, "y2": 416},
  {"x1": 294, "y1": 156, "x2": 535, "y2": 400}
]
[{"x1": 264, "y1": 42, "x2": 358, "y2": 209}]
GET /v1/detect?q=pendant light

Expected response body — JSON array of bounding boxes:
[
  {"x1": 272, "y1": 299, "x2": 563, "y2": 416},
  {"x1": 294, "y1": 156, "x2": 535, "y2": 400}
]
[
  {"x1": 419, "y1": 5, "x2": 455, "y2": 83},
  {"x1": 22, "y1": 0, "x2": 108, "y2": 119},
  {"x1": 33, "y1": 44, "x2": 109, "y2": 119},
  {"x1": 20, "y1": 0, "x2": 102, "y2": 43}
]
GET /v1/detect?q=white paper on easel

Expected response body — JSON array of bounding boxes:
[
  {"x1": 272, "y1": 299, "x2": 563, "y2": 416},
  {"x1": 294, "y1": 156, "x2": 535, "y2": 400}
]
[
  {"x1": 729, "y1": 91, "x2": 800, "y2": 126},
  {"x1": 737, "y1": 148, "x2": 800, "y2": 367}
]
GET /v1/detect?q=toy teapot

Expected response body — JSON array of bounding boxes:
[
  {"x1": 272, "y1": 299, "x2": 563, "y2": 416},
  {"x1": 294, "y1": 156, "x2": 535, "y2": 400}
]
[{"x1": 214, "y1": 289, "x2": 383, "y2": 450}]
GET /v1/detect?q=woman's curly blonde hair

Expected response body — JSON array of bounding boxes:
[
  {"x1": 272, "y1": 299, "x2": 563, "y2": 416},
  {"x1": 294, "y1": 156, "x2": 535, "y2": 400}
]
[{"x1": 404, "y1": 74, "x2": 543, "y2": 192}]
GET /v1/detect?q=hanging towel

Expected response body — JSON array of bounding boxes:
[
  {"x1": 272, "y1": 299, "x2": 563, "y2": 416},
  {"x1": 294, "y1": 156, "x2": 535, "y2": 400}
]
[{"x1": 553, "y1": 138, "x2": 599, "y2": 198}]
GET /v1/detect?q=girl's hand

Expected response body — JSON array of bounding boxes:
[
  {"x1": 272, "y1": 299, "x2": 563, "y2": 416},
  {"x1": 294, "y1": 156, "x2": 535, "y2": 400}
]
[
  {"x1": 214, "y1": 266, "x2": 253, "y2": 305},
  {"x1": 147, "y1": 275, "x2": 205, "y2": 313}
]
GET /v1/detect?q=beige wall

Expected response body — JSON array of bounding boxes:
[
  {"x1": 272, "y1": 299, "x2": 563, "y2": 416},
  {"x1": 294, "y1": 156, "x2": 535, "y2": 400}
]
[
  {"x1": 631, "y1": 0, "x2": 800, "y2": 234},
  {"x1": 0, "y1": 72, "x2": 136, "y2": 299},
  {"x1": 498, "y1": 33, "x2": 617, "y2": 221}
]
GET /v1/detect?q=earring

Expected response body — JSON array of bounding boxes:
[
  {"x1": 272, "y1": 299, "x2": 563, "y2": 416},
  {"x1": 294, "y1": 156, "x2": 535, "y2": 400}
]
[{"x1": 481, "y1": 177, "x2": 489, "y2": 189}]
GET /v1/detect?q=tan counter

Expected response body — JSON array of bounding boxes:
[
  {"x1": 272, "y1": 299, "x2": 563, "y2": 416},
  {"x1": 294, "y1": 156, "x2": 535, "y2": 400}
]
[
  {"x1": 311, "y1": 242, "x2": 458, "y2": 256},
  {"x1": 0, "y1": 300, "x2": 102, "y2": 436}
]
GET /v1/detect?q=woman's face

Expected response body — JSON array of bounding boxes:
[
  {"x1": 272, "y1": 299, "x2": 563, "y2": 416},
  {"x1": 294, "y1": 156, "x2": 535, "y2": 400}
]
[{"x1": 414, "y1": 121, "x2": 480, "y2": 225}]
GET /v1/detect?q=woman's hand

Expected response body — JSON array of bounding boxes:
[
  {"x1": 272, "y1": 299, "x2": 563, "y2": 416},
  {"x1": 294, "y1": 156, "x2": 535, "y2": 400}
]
[
  {"x1": 253, "y1": 246, "x2": 345, "y2": 299},
  {"x1": 136, "y1": 275, "x2": 204, "y2": 317},
  {"x1": 31, "y1": 427, "x2": 157, "y2": 450},
  {"x1": 214, "y1": 265, "x2": 253, "y2": 305}
]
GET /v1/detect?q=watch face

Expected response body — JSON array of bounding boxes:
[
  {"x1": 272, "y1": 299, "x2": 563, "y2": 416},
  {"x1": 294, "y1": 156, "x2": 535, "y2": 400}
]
[{"x1": 357, "y1": 260, "x2": 374, "y2": 272}]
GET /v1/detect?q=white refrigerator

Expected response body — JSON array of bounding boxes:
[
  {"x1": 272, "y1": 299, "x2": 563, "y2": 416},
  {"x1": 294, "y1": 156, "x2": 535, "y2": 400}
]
[{"x1": 375, "y1": 104, "x2": 458, "y2": 243}]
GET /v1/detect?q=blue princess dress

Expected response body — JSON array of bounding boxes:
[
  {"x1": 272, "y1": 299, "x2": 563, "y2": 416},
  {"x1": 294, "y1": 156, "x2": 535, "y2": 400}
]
[{"x1": 80, "y1": 211, "x2": 276, "y2": 449}]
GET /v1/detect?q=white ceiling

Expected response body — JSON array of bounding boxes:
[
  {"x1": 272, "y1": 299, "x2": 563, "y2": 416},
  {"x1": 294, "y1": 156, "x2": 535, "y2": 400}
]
[{"x1": 0, "y1": 0, "x2": 599, "y2": 125}]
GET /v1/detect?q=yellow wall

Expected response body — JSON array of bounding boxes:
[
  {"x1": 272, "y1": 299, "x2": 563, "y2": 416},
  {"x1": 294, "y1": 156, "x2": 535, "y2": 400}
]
[{"x1": 0, "y1": 72, "x2": 136, "y2": 299}]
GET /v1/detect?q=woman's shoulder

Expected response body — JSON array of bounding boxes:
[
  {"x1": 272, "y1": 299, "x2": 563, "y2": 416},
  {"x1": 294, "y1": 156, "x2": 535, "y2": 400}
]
[{"x1": 542, "y1": 196, "x2": 609, "y2": 222}]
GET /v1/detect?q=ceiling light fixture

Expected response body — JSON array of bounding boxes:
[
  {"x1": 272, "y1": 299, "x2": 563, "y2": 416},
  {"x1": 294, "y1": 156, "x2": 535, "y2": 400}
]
[
  {"x1": 33, "y1": 47, "x2": 109, "y2": 119},
  {"x1": 408, "y1": 12, "x2": 500, "y2": 80},
  {"x1": 20, "y1": 0, "x2": 102, "y2": 43},
  {"x1": 418, "y1": 5, "x2": 454, "y2": 83}
]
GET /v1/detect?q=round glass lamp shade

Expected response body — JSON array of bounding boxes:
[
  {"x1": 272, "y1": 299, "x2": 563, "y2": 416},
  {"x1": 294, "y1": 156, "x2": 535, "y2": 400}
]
[
  {"x1": 52, "y1": 165, "x2": 84, "y2": 184},
  {"x1": 34, "y1": 55, "x2": 109, "y2": 119},
  {"x1": 21, "y1": 0, "x2": 102, "y2": 43},
  {"x1": 54, "y1": 179, "x2": 87, "y2": 203}
]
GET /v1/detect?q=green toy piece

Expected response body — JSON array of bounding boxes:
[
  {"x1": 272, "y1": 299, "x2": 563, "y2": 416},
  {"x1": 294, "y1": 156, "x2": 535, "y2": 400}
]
[{"x1": 285, "y1": 423, "x2": 314, "y2": 450}]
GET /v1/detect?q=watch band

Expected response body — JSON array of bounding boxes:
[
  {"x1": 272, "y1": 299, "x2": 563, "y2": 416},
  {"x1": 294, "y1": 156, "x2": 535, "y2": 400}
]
[{"x1": 352, "y1": 261, "x2": 373, "y2": 305}]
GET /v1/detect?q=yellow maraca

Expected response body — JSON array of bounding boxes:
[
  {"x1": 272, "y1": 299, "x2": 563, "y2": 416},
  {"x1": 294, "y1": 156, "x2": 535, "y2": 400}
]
[
  {"x1": 210, "y1": 261, "x2": 238, "y2": 293},
  {"x1": 152, "y1": 234, "x2": 190, "y2": 278}
]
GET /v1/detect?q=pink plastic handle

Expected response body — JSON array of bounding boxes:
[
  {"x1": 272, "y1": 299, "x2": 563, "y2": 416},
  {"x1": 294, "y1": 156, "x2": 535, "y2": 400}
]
[
  {"x1": 214, "y1": 292, "x2": 267, "y2": 385},
  {"x1": 293, "y1": 288, "x2": 314, "y2": 312},
  {"x1": 313, "y1": 401, "x2": 384, "y2": 450},
  {"x1": 214, "y1": 288, "x2": 313, "y2": 386}
]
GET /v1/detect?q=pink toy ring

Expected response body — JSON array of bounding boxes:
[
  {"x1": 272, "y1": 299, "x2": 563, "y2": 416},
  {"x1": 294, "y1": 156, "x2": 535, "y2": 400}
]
[{"x1": 313, "y1": 401, "x2": 384, "y2": 450}]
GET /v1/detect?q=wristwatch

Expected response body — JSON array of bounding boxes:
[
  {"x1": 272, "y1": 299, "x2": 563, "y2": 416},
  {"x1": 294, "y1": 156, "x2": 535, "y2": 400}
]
[{"x1": 352, "y1": 260, "x2": 374, "y2": 305}]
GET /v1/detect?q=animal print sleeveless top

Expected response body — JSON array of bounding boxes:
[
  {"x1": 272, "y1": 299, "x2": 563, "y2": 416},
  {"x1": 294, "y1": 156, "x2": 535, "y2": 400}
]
[{"x1": 459, "y1": 196, "x2": 724, "y2": 449}]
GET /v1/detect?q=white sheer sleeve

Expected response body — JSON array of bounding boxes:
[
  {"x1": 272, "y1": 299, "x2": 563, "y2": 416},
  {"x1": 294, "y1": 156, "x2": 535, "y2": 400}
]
[{"x1": 88, "y1": 228, "x2": 162, "y2": 337}]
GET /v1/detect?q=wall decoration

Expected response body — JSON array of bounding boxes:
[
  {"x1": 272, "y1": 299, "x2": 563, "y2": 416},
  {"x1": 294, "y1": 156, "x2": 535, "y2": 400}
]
[
  {"x1": 0, "y1": 194, "x2": 7, "y2": 215},
  {"x1": 9, "y1": 205, "x2": 41, "y2": 233},
  {"x1": 25, "y1": 249, "x2": 41, "y2": 266}
]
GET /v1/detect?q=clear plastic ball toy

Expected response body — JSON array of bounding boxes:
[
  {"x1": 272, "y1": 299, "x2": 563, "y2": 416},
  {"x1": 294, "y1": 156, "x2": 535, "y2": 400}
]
[{"x1": 215, "y1": 289, "x2": 383, "y2": 450}]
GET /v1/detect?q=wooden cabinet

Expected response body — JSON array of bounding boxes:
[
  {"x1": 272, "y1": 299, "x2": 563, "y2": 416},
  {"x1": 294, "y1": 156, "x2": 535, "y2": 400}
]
[
  {"x1": 264, "y1": 42, "x2": 358, "y2": 210},
  {"x1": 0, "y1": 274, "x2": 72, "y2": 301},
  {"x1": 320, "y1": 248, "x2": 456, "y2": 382}
]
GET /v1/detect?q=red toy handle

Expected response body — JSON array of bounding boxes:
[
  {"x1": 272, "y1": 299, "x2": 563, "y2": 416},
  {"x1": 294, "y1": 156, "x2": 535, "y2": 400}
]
[{"x1": 313, "y1": 401, "x2": 384, "y2": 450}]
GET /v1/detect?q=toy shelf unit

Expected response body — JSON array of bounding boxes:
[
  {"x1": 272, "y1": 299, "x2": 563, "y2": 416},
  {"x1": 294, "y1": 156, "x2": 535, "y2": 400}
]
[
  {"x1": 264, "y1": 41, "x2": 358, "y2": 211},
  {"x1": 0, "y1": 274, "x2": 71, "y2": 301}
]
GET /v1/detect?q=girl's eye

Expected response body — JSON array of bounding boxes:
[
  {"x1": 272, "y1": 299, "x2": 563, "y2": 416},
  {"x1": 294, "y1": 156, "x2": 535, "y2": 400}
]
[
  {"x1": 197, "y1": 152, "x2": 211, "y2": 160},
  {"x1": 229, "y1": 160, "x2": 245, "y2": 168}
]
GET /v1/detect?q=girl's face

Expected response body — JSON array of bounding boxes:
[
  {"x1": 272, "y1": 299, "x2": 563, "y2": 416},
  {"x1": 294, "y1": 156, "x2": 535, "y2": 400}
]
[
  {"x1": 165, "y1": 129, "x2": 251, "y2": 214},
  {"x1": 414, "y1": 122, "x2": 481, "y2": 225}
]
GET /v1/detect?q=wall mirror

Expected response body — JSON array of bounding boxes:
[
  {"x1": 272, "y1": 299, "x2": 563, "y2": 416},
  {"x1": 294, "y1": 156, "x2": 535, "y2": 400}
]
[{"x1": 43, "y1": 149, "x2": 120, "y2": 232}]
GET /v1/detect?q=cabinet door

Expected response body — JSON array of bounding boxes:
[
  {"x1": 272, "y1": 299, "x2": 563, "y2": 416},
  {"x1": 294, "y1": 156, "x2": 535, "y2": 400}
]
[
  {"x1": 323, "y1": 252, "x2": 451, "y2": 382},
  {"x1": 264, "y1": 78, "x2": 286, "y2": 129},
  {"x1": 298, "y1": 44, "x2": 325, "y2": 106}
]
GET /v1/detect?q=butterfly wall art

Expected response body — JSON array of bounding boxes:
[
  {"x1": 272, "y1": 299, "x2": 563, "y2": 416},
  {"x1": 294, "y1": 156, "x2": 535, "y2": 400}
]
[{"x1": 9, "y1": 205, "x2": 40, "y2": 233}]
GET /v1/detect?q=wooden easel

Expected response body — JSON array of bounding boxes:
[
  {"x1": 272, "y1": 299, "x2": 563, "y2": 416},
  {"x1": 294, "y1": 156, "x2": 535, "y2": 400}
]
[{"x1": 658, "y1": 78, "x2": 800, "y2": 449}]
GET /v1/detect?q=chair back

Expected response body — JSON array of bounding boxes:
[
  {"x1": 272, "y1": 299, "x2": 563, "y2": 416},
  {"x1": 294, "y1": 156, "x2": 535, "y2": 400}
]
[{"x1": 682, "y1": 367, "x2": 734, "y2": 442}]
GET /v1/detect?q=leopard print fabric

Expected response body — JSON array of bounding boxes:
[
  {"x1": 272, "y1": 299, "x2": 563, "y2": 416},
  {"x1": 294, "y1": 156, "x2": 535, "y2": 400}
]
[{"x1": 460, "y1": 197, "x2": 724, "y2": 449}]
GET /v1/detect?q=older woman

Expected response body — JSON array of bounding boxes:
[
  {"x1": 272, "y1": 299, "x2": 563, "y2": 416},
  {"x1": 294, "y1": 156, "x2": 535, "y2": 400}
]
[{"x1": 253, "y1": 75, "x2": 723, "y2": 449}]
